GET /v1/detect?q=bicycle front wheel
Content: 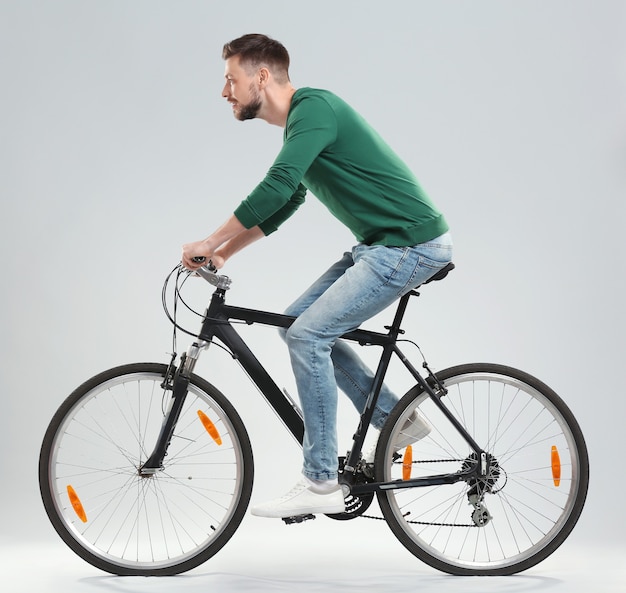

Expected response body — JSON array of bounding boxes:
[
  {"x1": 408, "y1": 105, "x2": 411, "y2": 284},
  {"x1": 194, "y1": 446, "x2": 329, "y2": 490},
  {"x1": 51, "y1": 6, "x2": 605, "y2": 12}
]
[
  {"x1": 39, "y1": 363, "x2": 253, "y2": 576},
  {"x1": 376, "y1": 363, "x2": 588, "y2": 576}
]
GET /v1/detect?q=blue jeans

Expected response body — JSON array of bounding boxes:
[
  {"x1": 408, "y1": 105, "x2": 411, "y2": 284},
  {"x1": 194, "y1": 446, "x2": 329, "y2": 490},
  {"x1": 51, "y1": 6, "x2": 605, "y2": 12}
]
[{"x1": 282, "y1": 232, "x2": 453, "y2": 480}]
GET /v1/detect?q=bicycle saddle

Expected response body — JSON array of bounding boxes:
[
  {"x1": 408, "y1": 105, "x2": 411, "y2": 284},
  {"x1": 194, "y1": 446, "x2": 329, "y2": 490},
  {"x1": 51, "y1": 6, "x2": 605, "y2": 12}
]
[{"x1": 424, "y1": 262, "x2": 455, "y2": 285}]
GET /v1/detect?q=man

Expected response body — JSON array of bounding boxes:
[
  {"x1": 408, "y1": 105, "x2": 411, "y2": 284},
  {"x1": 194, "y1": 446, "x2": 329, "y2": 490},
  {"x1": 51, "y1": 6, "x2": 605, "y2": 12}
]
[{"x1": 182, "y1": 34, "x2": 453, "y2": 519}]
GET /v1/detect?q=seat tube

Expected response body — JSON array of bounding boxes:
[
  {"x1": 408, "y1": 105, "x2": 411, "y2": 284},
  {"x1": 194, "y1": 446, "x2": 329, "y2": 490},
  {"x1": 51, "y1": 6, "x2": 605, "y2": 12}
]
[
  {"x1": 344, "y1": 342, "x2": 395, "y2": 474},
  {"x1": 343, "y1": 294, "x2": 412, "y2": 475}
]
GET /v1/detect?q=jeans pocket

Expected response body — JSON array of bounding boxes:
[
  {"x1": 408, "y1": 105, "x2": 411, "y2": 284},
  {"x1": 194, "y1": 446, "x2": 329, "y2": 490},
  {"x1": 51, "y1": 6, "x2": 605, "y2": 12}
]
[{"x1": 398, "y1": 240, "x2": 453, "y2": 295}]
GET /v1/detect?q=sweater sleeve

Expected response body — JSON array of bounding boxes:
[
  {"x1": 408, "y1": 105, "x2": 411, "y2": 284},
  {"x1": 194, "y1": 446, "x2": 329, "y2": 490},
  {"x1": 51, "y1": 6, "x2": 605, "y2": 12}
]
[
  {"x1": 233, "y1": 94, "x2": 337, "y2": 230},
  {"x1": 258, "y1": 183, "x2": 307, "y2": 235}
]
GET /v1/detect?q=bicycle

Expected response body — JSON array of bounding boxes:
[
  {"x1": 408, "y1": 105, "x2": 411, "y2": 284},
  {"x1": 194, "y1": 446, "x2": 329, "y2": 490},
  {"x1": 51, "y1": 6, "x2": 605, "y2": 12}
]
[{"x1": 39, "y1": 260, "x2": 589, "y2": 577}]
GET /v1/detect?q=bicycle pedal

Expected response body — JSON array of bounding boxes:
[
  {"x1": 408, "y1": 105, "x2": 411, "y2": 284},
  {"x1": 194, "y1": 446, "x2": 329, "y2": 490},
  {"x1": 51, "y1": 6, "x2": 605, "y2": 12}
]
[{"x1": 281, "y1": 513, "x2": 316, "y2": 525}]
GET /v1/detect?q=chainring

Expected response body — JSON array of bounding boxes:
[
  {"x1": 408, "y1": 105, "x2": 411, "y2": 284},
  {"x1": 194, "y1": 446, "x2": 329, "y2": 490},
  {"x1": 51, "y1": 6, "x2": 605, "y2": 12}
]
[{"x1": 325, "y1": 456, "x2": 375, "y2": 521}]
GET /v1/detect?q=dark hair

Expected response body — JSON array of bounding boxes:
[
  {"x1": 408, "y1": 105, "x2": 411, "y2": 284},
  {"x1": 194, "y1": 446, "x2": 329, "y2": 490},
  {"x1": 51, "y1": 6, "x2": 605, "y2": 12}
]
[{"x1": 222, "y1": 34, "x2": 290, "y2": 82}]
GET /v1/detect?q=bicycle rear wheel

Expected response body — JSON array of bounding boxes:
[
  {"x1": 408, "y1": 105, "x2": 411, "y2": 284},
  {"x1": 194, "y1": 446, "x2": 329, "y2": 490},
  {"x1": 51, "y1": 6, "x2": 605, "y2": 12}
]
[
  {"x1": 375, "y1": 363, "x2": 588, "y2": 576},
  {"x1": 39, "y1": 362, "x2": 253, "y2": 576}
]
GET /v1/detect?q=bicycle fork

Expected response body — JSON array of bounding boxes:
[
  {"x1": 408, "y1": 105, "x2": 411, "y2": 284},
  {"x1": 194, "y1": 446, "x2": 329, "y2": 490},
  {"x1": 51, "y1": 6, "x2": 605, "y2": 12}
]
[{"x1": 139, "y1": 342, "x2": 208, "y2": 475}]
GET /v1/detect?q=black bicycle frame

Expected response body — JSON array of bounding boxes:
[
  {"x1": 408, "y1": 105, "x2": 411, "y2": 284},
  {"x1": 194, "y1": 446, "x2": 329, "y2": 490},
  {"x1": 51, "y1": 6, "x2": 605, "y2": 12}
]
[{"x1": 143, "y1": 282, "x2": 485, "y2": 492}]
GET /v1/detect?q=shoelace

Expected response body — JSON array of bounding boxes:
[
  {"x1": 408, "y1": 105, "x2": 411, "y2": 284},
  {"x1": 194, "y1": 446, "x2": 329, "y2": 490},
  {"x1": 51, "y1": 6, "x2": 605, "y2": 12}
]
[{"x1": 278, "y1": 480, "x2": 310, "y2": 501}]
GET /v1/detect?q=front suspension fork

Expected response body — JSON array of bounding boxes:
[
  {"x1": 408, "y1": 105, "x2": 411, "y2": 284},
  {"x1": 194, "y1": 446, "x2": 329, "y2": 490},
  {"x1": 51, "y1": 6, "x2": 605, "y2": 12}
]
[{"x1": 139, "y1": 341, "x2": 208, "y2": 475}]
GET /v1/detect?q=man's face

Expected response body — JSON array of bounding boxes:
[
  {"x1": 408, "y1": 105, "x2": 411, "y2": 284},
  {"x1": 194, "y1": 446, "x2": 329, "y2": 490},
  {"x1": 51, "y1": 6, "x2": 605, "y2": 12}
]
[{"x1": 222, "y1": 56, "x2": 262, "y2": 121}]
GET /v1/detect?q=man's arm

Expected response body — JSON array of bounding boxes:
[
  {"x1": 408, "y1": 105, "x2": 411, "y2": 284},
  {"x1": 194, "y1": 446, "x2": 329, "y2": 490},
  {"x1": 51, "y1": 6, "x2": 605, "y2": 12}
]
[
  {"x1": 181, "y1": 215, "x2": 264, "y2": 270},
  {"x1": 212, "y1": 224, "x2": 265, "y2": 268}
]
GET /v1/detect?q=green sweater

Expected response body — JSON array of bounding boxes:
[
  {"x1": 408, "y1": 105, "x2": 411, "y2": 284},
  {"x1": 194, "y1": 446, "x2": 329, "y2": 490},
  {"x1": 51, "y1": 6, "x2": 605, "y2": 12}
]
[{"x1": 233, "y1": 88, "x2": 448, "y2": 246}]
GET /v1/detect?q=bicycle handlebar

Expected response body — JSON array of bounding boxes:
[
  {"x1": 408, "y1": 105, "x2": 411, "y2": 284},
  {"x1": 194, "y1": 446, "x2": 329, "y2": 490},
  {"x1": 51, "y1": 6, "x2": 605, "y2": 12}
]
[{"x1": 190, "y1": 257, "x2": 232, "y2": 291}]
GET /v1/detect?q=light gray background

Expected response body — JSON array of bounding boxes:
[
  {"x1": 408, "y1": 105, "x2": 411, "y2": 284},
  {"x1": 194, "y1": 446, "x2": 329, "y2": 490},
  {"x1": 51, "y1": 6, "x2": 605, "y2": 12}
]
[{"x1": 1, "y1": 1, "x2": 624, "y2": 591}]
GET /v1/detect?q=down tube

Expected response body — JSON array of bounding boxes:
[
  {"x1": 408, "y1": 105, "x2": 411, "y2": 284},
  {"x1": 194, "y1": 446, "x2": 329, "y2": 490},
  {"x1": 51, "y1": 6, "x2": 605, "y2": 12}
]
[{"x1": 213, "y1": 323, "x2": 305, "y2": 445}]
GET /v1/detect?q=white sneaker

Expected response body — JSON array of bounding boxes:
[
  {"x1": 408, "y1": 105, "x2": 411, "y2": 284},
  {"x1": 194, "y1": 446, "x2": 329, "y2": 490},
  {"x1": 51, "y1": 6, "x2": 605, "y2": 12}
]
[
  {"x1": 251, "y1": 479, "x2": 346, "y2": 518},
  {"x1": 364, "y1": 411, "x2": 431, "y2": 464}
]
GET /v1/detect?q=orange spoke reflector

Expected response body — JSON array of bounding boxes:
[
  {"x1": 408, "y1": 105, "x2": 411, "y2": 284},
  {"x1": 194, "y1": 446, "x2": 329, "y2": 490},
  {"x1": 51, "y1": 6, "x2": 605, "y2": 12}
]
[
  {"x1": 197, "y1": 410, "x2": 222, "y2": 445},
  {"x1": 66, "y1": 485, "x2": 87, "y2": 523},
  {"x1": 551, "y1": 445, "x2": 561, "y2": 487},
  {"x1": 402, "y1": 445, "x2": 413, "y2": 481}
]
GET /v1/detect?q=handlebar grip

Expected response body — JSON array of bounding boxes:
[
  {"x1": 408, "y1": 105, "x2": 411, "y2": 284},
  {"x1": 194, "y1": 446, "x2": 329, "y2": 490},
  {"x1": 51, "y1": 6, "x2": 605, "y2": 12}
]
[{"x1": 190, "y1": 256, "x2": 217, "y2": 273}]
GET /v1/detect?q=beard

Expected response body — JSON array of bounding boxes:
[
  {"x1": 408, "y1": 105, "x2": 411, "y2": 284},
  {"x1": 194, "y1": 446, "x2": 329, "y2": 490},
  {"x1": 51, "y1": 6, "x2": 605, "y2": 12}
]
[{"x1": 234, "y1": 83, "x2": 262, "y2": 121}]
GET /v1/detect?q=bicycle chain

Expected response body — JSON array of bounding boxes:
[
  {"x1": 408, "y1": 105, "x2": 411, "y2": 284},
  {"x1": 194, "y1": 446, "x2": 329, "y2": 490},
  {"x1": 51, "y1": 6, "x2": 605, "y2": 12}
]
[
  {"x1": 358, "y1": 457, "x2": 478, "y2": 527},
  {"x1": 359, "y1": 513, "x2": 477, "y2": 528}
]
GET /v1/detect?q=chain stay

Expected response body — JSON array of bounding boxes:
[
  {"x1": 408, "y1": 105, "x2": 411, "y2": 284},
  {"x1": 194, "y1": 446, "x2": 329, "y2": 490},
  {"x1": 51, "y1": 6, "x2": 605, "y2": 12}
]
[{"x1": 361, "y1": 457, "x2": 478, "y2": 527}]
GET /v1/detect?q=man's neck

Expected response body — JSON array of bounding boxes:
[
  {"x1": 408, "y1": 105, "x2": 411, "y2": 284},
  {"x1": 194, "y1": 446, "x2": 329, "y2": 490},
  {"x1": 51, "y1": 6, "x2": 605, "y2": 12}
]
[{"x1": 260, "y1": 85, "x2": 297, "y2": 127}]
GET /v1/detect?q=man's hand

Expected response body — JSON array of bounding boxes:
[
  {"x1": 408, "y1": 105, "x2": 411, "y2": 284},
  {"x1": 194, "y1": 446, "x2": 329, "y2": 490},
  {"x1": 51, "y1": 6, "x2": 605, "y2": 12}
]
[{"x1": 181, "y1": 240, "x2": 214, "y2": 271}]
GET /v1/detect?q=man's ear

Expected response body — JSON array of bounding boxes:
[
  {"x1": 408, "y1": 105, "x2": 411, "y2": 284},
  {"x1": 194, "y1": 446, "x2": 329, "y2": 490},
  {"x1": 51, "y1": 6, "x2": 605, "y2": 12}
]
[{"x1": 258, "y1": 67, "x2": 270, "y2": 87}]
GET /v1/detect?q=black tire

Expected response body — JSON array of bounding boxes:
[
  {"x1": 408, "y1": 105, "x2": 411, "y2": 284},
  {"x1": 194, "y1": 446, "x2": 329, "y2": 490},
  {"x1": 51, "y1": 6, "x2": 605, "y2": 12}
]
[
  {"x1": 39, "y1": 363, "x2": 254, "y2": 576},
  {"x1": 375, "y1": 363, "x2": 588, "y2": 576}
]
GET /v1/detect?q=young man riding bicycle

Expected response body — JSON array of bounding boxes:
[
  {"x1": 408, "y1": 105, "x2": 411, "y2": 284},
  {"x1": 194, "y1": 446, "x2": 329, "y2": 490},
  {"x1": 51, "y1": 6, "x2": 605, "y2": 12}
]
[{"x1": 182, "y1": 33, "x2": 452, "y2": 519}]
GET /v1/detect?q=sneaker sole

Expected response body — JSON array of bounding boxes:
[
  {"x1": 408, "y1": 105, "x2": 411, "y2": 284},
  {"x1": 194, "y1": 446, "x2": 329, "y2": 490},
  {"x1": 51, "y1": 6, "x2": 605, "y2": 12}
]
[{"x1": 251, "y1": 502, "x2": 346, "y2": 519}]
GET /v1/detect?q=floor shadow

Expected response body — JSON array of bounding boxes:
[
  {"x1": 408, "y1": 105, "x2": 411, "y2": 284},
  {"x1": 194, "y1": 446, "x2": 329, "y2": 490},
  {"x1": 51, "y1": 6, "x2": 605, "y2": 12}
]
[{"x1": 80, "y1": 571, "x2": 563, "y2": 593}]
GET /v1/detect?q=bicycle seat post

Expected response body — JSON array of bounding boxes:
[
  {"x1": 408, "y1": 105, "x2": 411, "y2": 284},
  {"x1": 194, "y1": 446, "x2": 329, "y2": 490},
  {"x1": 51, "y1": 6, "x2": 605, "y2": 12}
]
[{"x1": 385, "y1": 291, "x2": 413, "y2": 336}]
